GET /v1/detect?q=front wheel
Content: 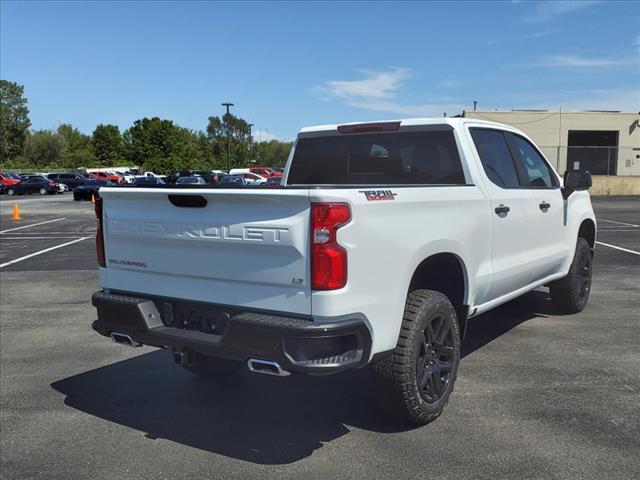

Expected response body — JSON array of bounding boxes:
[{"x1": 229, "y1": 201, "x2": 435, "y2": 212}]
[
  {"x1": 549, "y1": 237, "x2": 593, "y2": 313},
  {"x1": 6, "y1": 188, "x2": 16, "y2": 196},
  {"x1": 373, "y1": 289, "x2": 461, "y2": 424},
  {"x1": 39, "y1": 187, "x2": 48, "y2": 195}
]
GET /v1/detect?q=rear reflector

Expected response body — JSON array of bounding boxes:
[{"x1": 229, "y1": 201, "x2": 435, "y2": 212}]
[
  {"x1": 95, "y1": 196, "x2": 105, "y2": 267},
  {"x1": 337, "y1": 121, "x2": 401, "y2": 134},
  {"x1": 311, "y1": 203, "x2": 350, "y2": 290}
]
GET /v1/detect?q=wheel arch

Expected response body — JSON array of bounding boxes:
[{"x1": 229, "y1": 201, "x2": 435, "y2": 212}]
[
  {"x1": 578, "y1": 218, "x2": 596, "y2": 248},
  {"x1": 408, "y1": 252, "x2": 470, "y2": 337}
]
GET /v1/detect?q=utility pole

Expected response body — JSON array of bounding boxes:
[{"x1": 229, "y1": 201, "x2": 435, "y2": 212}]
[
  {"x1": 248, "y1": 123, "x2": 254, "y2": 167},
  {"x1": 221, "y1": 102, "x2": 234, "y2": 171},
  {"x1": 473, "y1": 100, "x2": 477, "y2": 111}
]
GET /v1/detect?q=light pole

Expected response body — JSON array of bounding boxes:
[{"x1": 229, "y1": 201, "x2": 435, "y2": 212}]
[
  {"x1": 248, "y1": 123, "x2": 254, "y2": 166},
  {"x1": 221, "y1": 102, "x2": 234, "y2": 171}
]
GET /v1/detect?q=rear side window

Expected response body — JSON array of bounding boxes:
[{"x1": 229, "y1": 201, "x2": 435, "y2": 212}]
[
  {"x1": 287, "y1": 130, "x2": 466, "y2": 185},
  {"x1": 510, "y1": 134, "x2": 558, "y2": 188},
  {"x1": 470, "y1": 129, "x2": 520, "y2": 189}
]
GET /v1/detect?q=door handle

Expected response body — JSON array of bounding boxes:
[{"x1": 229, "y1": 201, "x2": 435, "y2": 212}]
[
  {"x1": 539, "y1": 202, "x2": 551, "y2": 211},
  {"x1": 494, "y1": 204, "x2": 510, "y2": 216}
]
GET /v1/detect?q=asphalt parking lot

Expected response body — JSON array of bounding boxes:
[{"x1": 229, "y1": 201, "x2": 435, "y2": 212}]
[{"x1": 1, "y1": 194, "x2": 638, "y2": 480}]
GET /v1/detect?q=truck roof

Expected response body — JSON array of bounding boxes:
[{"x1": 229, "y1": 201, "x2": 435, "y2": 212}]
[{"x1": 299, "y1": 117, "x2": 512, "y2": 135}]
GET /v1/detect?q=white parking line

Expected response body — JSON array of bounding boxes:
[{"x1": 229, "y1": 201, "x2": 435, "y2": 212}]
[
  {"x1": 0, "y1": 218, "x2": 66, "y2": 233},
  {"x1": 1, "y1": 236, "x2": 86, "y2": 240},
  {"x1": 0, "y1": 237, "x2": 89, "y2": 268},
  {"x1": 598, "y1": 219, "x2": 640, "y2": 228},
  {"x1": 0, "y1": 231, "x2": 96, "y2": 235},
  {"x1": 596, "y1": 241, "x2": 640, "y2": 256}
]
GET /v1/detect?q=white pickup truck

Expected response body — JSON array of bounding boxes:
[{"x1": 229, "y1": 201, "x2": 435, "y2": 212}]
[{"x1": 91, "y1": 118, "x2": 596, "y2": 424}]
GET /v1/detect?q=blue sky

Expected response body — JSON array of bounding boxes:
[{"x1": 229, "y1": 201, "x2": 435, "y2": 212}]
[{"x1": 1, "y1": 0, "x2": 638, "y2": 140}]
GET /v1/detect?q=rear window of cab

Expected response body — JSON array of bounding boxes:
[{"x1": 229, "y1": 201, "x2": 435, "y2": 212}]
[{"x1": 287, "y1": 130, "x2": 466, "y2": 185}]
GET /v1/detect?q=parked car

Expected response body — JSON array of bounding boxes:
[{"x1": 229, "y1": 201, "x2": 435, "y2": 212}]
[
  {"x1": 132, "y1": 176, "x2": 166, "y2": 186},
  {"x1": 0, "y1": 172, "x2": 22, "y2": 185},
  {"x1": 229, "y1": 167, "x2": 282, "y2": 178},
  {"x1": 192, "y1": 170, "x2": 223, "y2": 184},
  {"x1": 176, "y1": 176, "x2": 206, "y2": 185},
  {"x1": 4, "y1": 176, "x2": 59, "y2": 196},
  {"x1": 236, "y1": 172, "x2": 266, "y2": 185},
  {"x1": 218, "y1": 175, "x2": 246, "y2": 185},
  {"x1": 89, "y1": 171, "x2": 122, "y2": 184},
  {"x1": 166, "y1": 170, "x2": 218, "y2": 184},
  {"x1": 47, "y1": 173, "x2": 90, "y2": 190},
  {"x1": 265, "y1": 176, "x2": 282, "y2": 187},
  {"x1": 24, "y1": 175, "x2": 68, "y2": 194},
  {"x1": 73, "y1": 180, "x2": 114, "y2": 201},
  {"x1": 90, "y1": 117, "x2": 595, "y2": 426}
]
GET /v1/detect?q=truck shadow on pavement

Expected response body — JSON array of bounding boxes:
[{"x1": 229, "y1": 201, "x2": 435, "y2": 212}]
[{"x1": 51, "y1": 290, "x2": 556, "y2": 465}]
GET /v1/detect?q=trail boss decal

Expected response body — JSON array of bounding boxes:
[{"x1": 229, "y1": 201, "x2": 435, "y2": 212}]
[{"x1": 359, "y1": 190, "x2": 398, "y2": 201}]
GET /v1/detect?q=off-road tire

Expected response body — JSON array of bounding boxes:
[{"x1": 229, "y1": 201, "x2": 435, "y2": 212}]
[
  {"x1": 372, "y1": 289, "x2": 461, "y2": 424},
  {"x1": 549, "y1": 237, "x2": 593, "y2": 314}
]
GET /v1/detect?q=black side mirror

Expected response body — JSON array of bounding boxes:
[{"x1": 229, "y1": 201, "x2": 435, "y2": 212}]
[{"x1": 562, "y1": 170, "x2": 592, "y2": 199}]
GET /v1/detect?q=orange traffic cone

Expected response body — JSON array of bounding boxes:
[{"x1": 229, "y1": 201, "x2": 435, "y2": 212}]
[
  {"x1": 12, "y1": 203, "x2": 22, "y2": 221},
  {"x1": 91, "y1": 194, "x2": 96, "y2": 204}
]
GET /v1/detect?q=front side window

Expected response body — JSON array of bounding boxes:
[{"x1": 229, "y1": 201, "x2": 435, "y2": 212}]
[
  {"x1": 469, "y1": 129, "x2": 520, "y2": 188},
  {"x1": 288, "y1": 130, "x2": 466, "y2": 185},
  {"x1": 510, "y1": 134, "x2": 557, "y2": 188}
]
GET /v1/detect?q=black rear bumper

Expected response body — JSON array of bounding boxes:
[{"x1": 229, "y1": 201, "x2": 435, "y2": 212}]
[{"x1": 91, "y1": 291, "x2": 371, "y2": 375}]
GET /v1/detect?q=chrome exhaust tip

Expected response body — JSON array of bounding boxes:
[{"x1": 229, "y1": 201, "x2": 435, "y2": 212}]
[
  {"x1": 247, "y1": 358, "x2": 290, "y2": 377},
  {"x1": 110, "y1": 332, "x2": 142, "y2": 348}
]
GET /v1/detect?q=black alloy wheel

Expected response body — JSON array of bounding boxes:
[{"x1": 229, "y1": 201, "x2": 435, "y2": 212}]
[{"x1": 416, "y1": 313, "x2": 455, "y2": 403}]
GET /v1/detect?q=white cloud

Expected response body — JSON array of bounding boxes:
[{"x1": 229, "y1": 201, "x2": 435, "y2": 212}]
[
  {"x1": 252, "y1": 128, "x2": 278, "y2": 142},
  {"x1": 532, "y1": 55, "x2": 634, "y2": 67},
  {"x1": 522, "y1": 30, "x2": 557, "y2": 39},
  {"x1": 485, "y1": 29, "x2": 557, "y2": 46},
  {"x1": 523, "y1": 0, "x2": 599, "y2": 23},
  {"x1": 440, "y1": 79, "x2": 461, "y2": 88},
  {"x1": 313, "y1": 68, "x2": 464, "y2": 117},
  {"x1": 323, "y1": 67, "x2": 410, "y2": 99}
]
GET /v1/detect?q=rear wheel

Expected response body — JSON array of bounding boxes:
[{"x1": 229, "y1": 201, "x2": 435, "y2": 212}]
[
  {"x1": 549, "y1": 237, "x2": 593, "y2": 313},
  {"x1": 373, "y1": 289, "x2": 461, "y2": 424},
  {"x1": 7, "y1": 188, "x2": 16, "y2": 196}
]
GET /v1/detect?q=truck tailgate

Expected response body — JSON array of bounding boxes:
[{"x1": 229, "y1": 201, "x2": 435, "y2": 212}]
[{"x1": 98, "y1": 187, "x2": 311, "y2": 315}]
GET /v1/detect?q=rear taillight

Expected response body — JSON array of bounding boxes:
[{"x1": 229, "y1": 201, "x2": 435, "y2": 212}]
[
  {"x1": 95, "y1": 197, "x2": 105, "y2": 267},
  {"x1": 311, "y1": 203, "x2": 350, "y2": 290}
]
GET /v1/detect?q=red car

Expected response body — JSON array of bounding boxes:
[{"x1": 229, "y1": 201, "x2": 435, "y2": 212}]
[
  {"x1": 253, "y1": 167, "x2": 283, "y2": 177},
  {"x1": 0, "y1": 172, "x2": 22, "y2": 185},
  {"x1": 89, "y1": 171, "x2": 122, "y2": 184}
]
